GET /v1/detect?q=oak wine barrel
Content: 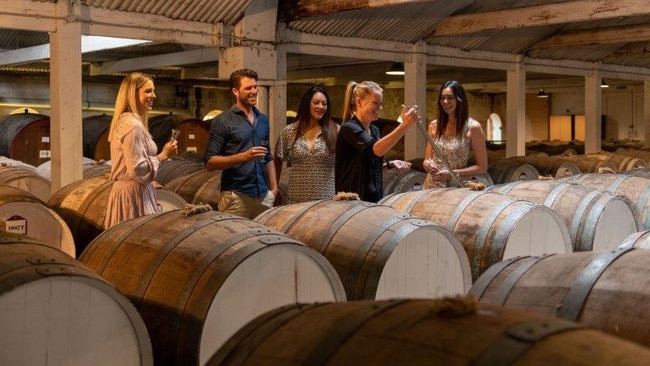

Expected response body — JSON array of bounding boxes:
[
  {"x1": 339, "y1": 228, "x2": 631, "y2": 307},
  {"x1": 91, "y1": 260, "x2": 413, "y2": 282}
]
[
  {"x1": 0, "y1": 156, "x2": 40, "y2": 174},
  {"x1": 558, "y1": 173, "x2": 650, "y2": 230},
  {"x1": 379, "y1": 188, "x2": 572, "y2": 281},
  {"x1": 164, "y1": 169, "x2": 221, "y2": 209},
  {"x1": 82, "y1": 114, "x2": 111, "y2": 161},
  {"x1": 0, "y1": 185, "x2": 75, "y2": 256},
  {"x1": 148, "y1": 113, "x2": 210, "y2": 158},
  {"x1": 556, "y1": 155, "x2": 617, "y2": 173},
  {"x1": 209, "y1": 297, "x2": 650, "y2": 366},
  {"x1": 80, "y1": 210, "x2": 346, "y2": 365},
  {"x1": 0, "y1": 112, "x2": 51, "y2": 166},
  {"x1": 36, "y1": 157, "x2": 100, "y2": 179},
  {"x1": 487, "y1": 159, "x2": 540, "y2": 184},
  {"x1": 469, "y1": 248, "x2": 650, "y2": 348},
  {"x1": 254, "y1": 200, "x2": 472, "y2": 299},
  {"x1": 618, "y1": 230, "x2": 650, "y2": 250},
  {"x1": 587, "y1": 152, "x2": 647, "y2": 171},
  {"x1": 0, "y1": 232, "x2": 152, "y2": 366},
  {"x1": 155, "y1": 158, "x2": 207, "y2": 186},
  {"x1": 0, "y1": 164, "x2": 51, "y2": 202},
  {"x1": 488, "y1": 180, "x2": 638, "y2": 252},
  {"x1": 383, "y1": 169, "x2": 426, "y2": 195},
  {"x1": 48, "y1": 175, "x2": 185, "y2": 256},
  {"x1": 508, "y1": 155, "x2": 581, "y2": 178}
]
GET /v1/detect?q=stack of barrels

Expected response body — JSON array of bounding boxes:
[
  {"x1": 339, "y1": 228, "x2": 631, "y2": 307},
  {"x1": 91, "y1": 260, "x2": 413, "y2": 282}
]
[{"x1": 5, "y1": 121, "x2": 650, "y2": 364}]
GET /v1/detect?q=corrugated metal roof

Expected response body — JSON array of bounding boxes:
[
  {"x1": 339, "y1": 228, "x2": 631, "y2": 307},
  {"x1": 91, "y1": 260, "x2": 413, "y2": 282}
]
[
  {"x1": 2, "y1": 0, "x2": 650, "y2": 85},
  {"x1": 286, "y1": 1, "x2": 463, "y2": 43},
  {"x1": 83, "y1": 0, "x2": 251, "y2": 25}
]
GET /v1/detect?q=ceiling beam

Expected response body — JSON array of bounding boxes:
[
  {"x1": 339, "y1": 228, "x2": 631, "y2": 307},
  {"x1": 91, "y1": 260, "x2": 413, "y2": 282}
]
[
  {"x1": 0, "y1": 0, "x2": 57, "y2": 32},
  {"x1": 533, "y1": 24, "x2": 650, "y2": 49},
  {"x1": 0, "y1": 36, "x2": 151, "y2": 66},
  {"x1": 279, "y1": 28, "x2": 650, "y2": 80},
  {"x1": 90, "y1": 47, "x2": 220, "y2": 75},
  {"x1": 431, "y1": 0, "x2": 650, "y2": 36},
  {"x1": 279, "y1": 0, "x2": 430, "y2": 20}
]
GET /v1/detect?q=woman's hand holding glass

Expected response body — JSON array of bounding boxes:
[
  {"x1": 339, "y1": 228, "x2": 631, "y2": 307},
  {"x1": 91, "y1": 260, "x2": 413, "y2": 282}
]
[{"x1": 399, "y1": 105, "x2": 420, "y2": 128}]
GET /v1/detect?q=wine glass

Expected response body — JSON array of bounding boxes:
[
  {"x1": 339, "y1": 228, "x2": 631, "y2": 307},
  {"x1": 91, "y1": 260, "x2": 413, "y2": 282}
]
[
  {"x1": 259, "y1": 139, "x2": 269, "y2": 160},
  {"x1": 169, "y1": 129, "x2": 180, "y2": 142}
]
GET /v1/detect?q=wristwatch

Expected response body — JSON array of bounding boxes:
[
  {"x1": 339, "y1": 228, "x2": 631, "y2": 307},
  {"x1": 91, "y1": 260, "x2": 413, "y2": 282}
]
[{"x1": 386, "y1": 160, "x2": 395, "y2": 169}]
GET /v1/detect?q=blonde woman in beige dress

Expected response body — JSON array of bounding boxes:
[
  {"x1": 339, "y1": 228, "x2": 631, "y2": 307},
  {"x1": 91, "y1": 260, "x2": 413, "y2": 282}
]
[
  {"x1": 423, "y1": 80, "x2": 488, "y2": 188},
  {"x1": 104, "y1": 73, "x2": 177, "y2": 228}
]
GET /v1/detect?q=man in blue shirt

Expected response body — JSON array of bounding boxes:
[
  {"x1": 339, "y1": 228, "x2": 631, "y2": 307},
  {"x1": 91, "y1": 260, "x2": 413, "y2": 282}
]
[{"x1": 205, "y1": 68, "x2": 278, "y2": 218}]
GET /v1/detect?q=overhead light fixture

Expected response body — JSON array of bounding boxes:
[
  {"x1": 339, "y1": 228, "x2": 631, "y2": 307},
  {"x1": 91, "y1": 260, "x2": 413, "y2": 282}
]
[
  {"x1": 536, "y1": 88, "x2": 548, "y2": 98},
  {"x1": 385, "y1": 61, "x2": 405, "y2": 76},
  {"x1": 601, "y1": 79, "x2": 609, "y2": 88}
]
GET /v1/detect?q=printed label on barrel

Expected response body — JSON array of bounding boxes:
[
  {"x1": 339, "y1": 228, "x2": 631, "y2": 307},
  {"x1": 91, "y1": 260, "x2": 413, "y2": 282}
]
[{"x1": 3, "y1": 215, "x2": 27, "y2": 234}]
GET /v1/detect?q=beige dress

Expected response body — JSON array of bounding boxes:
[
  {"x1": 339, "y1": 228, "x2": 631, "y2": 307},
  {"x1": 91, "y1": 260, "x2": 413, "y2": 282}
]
[
  {"x1": 423, "y1": 132, "x2": 472, "y2": 189},
  {"x1": 104, "y1": 112, "x2": 161, "y2": 228}
]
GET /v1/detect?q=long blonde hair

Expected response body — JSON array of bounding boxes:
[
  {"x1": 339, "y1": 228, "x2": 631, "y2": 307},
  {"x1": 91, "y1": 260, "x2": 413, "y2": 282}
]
[
  {"x1": 108, "y1": 72, "x2": 153, "y2": 142},
  {"x1": 341, "y1": 80, "x2": 383, "y2": 121}
]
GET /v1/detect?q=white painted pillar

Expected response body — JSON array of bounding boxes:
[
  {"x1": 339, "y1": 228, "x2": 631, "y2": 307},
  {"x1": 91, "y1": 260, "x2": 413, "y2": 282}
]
[
  {"x1": 584, "y1": 73, "x2": 602, "y2": 154},
  {"x1": 506, "y1": 57, "x2": 526, "y2": 157},
  {"x1": 49, "y1": 1, "x2": 83, "y2": 195},
  {"x1": 217, "y1": 0, "x2": 281, "y2": 145},
  {"x1": 268, "y1": 49, "x2": 287, "y2": 149},
  {"x1": 403, "y1": 42, "x2": 427, "y2": 160},
  {"x1": 643, "y1": 81, "x2": 650, "y2": 147}
]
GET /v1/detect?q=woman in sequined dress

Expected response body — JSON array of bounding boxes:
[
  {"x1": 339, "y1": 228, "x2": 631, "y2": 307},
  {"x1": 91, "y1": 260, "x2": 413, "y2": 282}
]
[
  {"x1": 423, "y1": 80, "x2": 488, "y2": 189},
  {"x1": 274, "y1": 86, "x2": 339, "y2": 203}
]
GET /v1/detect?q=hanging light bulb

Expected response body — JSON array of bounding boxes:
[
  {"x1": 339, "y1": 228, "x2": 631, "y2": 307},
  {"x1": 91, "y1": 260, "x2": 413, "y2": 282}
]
[
  {"x1": 536, "y1": 88, "x2": 548, "y2": 98},
  {"x1": 601, "y1": 79, "x2": 609, "y2": 88}
]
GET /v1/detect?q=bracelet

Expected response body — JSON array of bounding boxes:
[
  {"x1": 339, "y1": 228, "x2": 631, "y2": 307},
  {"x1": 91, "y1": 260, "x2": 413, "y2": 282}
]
[{"x1": 386, "y1": 160, "x2": 394, "y2": 169}]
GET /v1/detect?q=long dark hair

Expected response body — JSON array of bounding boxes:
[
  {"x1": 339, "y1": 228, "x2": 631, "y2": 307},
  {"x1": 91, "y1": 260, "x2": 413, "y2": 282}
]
[
  {"x1": 436, "y1": 80, "x2": 469, "y2": 137},
  {"x1": 293, "y1": 85, "x2": 337, "y2": 153}
]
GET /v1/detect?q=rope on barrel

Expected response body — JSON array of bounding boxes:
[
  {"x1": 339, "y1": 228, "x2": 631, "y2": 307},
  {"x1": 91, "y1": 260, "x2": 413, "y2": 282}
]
[
  {"x1": 182, "y1": 203, "x2": 213, "y2": 217},
  {"x1": 464, "y1": 181, "x2": 486, "y2": 191},
  {"x1": 334, "y1": 192, "x2": 360, "y2": 201}
]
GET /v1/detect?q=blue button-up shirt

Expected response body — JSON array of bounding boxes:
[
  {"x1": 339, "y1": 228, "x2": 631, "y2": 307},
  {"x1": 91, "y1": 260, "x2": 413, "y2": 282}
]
[{"x1": 204, "y1": 105, "x2": 272, "y2": 198}]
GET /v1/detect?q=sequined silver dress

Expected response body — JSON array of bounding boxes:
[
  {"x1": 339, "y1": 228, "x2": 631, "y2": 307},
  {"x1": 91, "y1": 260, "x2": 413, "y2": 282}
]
[{"x1": 423, "y1": 132, "x2": 472, "y2": 189}]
